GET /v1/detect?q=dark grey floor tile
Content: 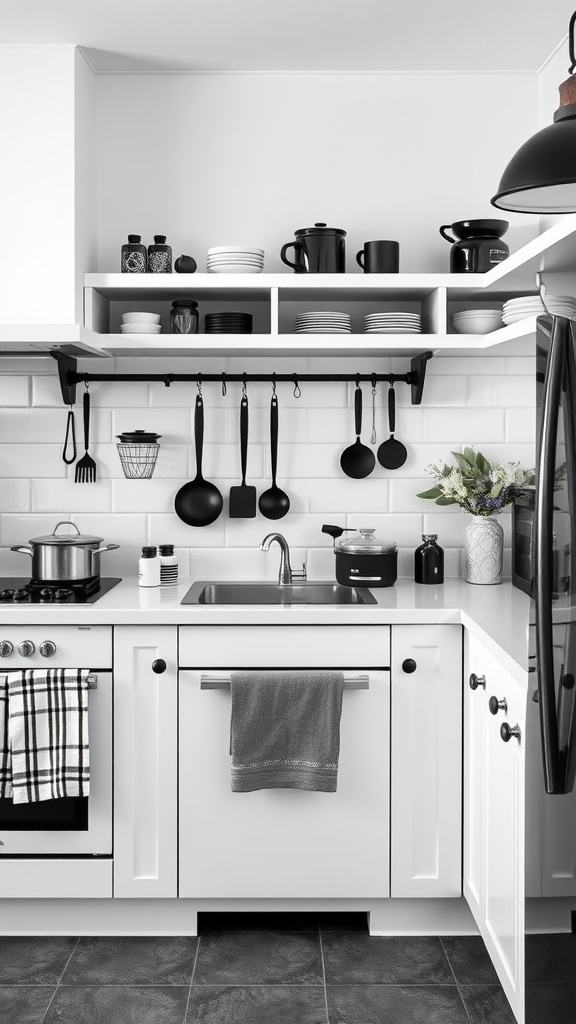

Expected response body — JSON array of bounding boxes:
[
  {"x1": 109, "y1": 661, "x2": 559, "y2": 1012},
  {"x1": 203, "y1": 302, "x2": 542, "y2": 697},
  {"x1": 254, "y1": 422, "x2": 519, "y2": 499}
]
[
  {"x1": 459, "y1": 985, "x2": 516, "y2": 1024},
  {"x1": 441, "y1": 936, "x2": 500, "y2": 985},
  {"x1": 193, "y1": 930, "x2": 323, "y2": 985},
  {"x1": 198, "y1": 912, "x2": 319, "y2": 933},
  {"x1": 43, "y1": 985, "x2": 188, "y2": 1024},
  {"x1": 0, "y1": 986, "x2": 56, "y2": 1024},
  {"x1": 525, "y1": 933, "x2": 576, "y2": 985},
  {"x1": 524, "y1": 984, "x2": 576, "y2": 1024},
  {"x1": 185, "y1": 985, "x2": 327, "y2": 1024},
  {"x1": 326, "y1": 984, "x2": 469, "y2": 1023},
  {"x1": 321, "y1": 932, "x2": 454, "y2": 985},
  {"x1": 0, "y1": 937, "x2": 77, "y2": 985},
  {"x1": 61, "y1": 936, "x2": 197, "y2": 985}
]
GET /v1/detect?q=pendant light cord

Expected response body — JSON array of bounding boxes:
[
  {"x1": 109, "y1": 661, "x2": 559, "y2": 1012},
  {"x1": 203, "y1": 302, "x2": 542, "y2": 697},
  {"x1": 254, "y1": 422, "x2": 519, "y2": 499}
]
[{"x1": 569, "y1": 10, "x2": 576, "y2": 74}]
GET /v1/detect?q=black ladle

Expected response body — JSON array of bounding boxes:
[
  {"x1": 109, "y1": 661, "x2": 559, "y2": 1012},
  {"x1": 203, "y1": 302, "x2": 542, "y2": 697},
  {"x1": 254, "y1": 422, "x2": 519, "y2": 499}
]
[
  {"x1": 340, "y1": 384, "x2": 375, "y2": 479},
  {"x1": 174, "y1": 394, "x2": 223, "y2": 526},
  {"x1": 377, "y1": 385, "x2": 407, "y2": 470},
  {"x1": 259, "y1": 393, "x2": 290, "y2": 520}
]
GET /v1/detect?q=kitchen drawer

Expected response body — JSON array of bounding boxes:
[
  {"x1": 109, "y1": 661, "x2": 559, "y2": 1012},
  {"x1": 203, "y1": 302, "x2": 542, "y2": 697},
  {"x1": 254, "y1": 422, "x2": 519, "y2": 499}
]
[
  {"x1": 179, "y1": 625, "x2": 390, "y2": 668},
  {"x1": 0, "y1": 625, "x2": 112, "y2": 668}
]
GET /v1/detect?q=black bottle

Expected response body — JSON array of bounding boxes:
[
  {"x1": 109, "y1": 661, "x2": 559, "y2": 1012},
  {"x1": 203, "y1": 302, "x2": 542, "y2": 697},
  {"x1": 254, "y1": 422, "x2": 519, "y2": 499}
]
[
  {"x1": 148, "y1": 234, "x2": 172, "y2": 273},
  {"x1": 415, "y1": 534, "x2": 444, "y2": 584},
  {"x1": 121, "y1": 234, "x2": 147, "y2": 273}
]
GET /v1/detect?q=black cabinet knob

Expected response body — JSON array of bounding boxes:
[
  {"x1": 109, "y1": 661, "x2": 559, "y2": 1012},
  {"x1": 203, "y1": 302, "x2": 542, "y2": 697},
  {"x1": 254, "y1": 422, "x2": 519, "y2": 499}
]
[
  {"x1": 500, "y1": 722, "x2": 521, "y2": 743},
  {"x1": 152, "y1": 659, "x2": 167, "y2": 674},
  {"x1": 469, "y1": 672, "x2": 486, "y2": 690},
  {"x1": 402, "y1": 658, "x2": 417, "y2": 674},
  {"x1": 489, "y1": 695, "x2": 508, "y2": 715}
]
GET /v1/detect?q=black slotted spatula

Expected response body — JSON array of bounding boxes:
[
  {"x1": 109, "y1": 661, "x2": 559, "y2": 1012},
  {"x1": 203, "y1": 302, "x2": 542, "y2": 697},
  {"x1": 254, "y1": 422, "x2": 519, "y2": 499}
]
[{"x1": 229, "y1": 392, "x2": 256, "y2": 517}]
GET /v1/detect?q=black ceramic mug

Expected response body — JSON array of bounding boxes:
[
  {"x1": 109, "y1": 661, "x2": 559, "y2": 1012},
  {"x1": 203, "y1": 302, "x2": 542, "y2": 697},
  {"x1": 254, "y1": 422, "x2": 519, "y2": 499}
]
[{"x1": 356, "y1": 240, "x2": 400, "y2": 273}]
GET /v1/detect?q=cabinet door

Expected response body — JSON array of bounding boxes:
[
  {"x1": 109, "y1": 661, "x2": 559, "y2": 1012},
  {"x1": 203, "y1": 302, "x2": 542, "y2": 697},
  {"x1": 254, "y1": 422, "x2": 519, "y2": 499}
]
[
  {"x1": 179, "y1": 668, "x2": 390, "y2": 899},
  {"x1": 464, "y1": 633, "x2": 526, "y2": 1024},
  {"x1": 390, "y1": 624, "x2": 462, "y2": 898},
  {"x1": 113, "y1": 626, "x2": 178, "y2": 898}
]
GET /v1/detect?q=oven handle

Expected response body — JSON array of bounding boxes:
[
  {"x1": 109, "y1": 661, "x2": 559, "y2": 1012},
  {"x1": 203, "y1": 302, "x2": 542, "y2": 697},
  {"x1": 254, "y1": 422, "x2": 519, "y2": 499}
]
[{"x1": 200, "y1": 673, "x2": 370, "y2": 690}]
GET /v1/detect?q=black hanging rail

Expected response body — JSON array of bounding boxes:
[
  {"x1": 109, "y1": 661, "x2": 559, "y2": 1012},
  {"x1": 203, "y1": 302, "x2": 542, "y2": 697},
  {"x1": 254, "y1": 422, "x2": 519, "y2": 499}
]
[{"x1": 51, "y1": 351, "x2": 433, "y2": 406}]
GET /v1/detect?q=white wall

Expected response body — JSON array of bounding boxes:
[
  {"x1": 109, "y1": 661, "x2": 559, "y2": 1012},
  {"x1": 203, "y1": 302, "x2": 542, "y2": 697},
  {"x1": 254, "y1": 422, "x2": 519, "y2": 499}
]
[
  {"x1": 0, "y1": 67, "x2": 539, "y2": 583},
  {"x1": 96, "y1": 72, "x2": 539, "y2": 273}
]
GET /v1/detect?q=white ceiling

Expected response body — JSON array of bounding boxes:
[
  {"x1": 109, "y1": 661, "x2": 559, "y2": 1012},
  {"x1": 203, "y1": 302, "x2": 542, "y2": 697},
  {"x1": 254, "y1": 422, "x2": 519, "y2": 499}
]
[{"x1": 1, "y1": 0, "x2": 574, "y2": 73}]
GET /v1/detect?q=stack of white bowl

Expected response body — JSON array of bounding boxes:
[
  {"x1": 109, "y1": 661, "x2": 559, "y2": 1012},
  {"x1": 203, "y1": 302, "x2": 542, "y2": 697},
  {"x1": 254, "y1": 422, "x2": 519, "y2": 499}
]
[
  {"x1": 451, "y1": 309, "x2": 503, "y2": 335},
  {"x1": 121, "y1": 312, "x2": 162, "y2": 334},
  {"x1": 503, "y1": 295, "x2": 576, "y2": 324},
  {"x1": 206, "y1": 246, "x2": 264, "y2": 274},
  {"x1": 364, "y1": 312, "x2": 421, "y2": 334},
  {"x1": 293, "y1": 311, "x2": 351, "y2": 333}
]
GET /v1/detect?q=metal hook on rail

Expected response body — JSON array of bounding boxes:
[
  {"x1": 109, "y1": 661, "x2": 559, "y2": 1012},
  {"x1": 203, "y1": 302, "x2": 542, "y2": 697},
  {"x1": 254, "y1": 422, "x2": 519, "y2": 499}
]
[
  {"x1": 197, "y1": 373, "x2": 202, "y2": 397},
  {"x1": 221, "y1": 372, "x2": 227, "y2": 397},
  {"x1": 162, "y1": 375, "x2": 172, "y2": 388},
  {"x1": 242, "y1": 373, "x2": 247, "y2": 398},
  {"x1": 292, "y1": 374, "x2": 301, "y2": 399},
  {"x1": 271, "y1": 374, "x2": 277, "y2": 396}
]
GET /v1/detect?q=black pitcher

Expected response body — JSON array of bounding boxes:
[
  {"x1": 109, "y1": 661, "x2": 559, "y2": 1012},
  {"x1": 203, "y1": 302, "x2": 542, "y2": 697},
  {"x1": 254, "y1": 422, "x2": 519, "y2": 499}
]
[
  {"x1": 281, "y1": 222, "x2": 346, "y2": 273},
  {"x1": 439, "y1": 219, "x2": 509, "y2": 273}
]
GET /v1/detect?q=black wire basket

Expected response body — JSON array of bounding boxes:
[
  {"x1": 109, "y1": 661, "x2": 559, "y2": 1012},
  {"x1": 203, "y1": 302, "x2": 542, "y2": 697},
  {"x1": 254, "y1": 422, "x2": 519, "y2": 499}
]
[{"x1": 116, "y1": 442, "x2": 160, "y2": 479}]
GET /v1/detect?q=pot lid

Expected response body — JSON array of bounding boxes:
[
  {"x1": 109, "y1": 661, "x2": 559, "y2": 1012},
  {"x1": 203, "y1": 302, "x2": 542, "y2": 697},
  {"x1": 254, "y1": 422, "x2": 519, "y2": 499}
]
[
  {"x1": 116, "y1": 430, "x2": 162, "y2": 443},
  {"x1": 29, "y1": 521, "x2": 104, "y2": 546},
  {"x1": 336, "y1": 528, "x2": 396, "y2": 554},
  {"x1": 295, "y1": 221, "x2": 346, "y2": 237}
]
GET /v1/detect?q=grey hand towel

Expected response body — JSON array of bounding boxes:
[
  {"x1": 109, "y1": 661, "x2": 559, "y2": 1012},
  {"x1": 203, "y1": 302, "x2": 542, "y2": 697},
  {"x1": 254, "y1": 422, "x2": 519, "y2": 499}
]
[{"x1": 230, "y1": 671, "x2": 344, "y2": 793}]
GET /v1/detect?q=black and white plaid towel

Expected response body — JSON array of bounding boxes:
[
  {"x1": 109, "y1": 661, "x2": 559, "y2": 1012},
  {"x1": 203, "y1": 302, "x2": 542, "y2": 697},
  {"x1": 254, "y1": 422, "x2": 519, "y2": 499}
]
[
  {"x1": 2, "y1": 669, "x2": 90, "y2": 804},
  {"x1": 0, "y1": 674, "x2": 11, "y2": 800}
]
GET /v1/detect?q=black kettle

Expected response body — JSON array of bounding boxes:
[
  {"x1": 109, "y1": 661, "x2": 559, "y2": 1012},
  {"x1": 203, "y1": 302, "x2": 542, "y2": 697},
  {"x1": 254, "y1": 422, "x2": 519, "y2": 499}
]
[
  {"x1": 439, "y1": 219, "x2": 509, "y2": 273},
  {"x1": 281, "y1": 222, "x2": 346, "y2": 273}
]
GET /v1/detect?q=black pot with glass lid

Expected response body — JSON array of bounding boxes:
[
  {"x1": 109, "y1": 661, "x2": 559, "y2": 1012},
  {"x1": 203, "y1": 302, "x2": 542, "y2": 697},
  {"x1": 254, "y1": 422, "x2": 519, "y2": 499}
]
[{"x1": 322, "y1": 525, "x2": 397, "y2": 587}]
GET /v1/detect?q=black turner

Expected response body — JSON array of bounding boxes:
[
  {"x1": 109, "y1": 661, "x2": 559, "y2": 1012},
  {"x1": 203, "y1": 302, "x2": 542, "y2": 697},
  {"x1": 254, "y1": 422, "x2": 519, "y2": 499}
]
[{"x1": 229, "y1": 392, "x2": 257, "y2": 518}]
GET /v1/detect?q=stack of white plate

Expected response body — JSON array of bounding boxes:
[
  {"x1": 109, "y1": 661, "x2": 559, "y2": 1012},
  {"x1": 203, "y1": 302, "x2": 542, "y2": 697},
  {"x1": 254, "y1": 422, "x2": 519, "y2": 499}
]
[
  {"x1": 503, "y1": 295, "x2": 576, "y2": 324},
  {"x1": 121, "y1": 312, "x2": 161, "y2": 334},
  {"x1": 207, "y1": 246, "x2": 264, "y2": 274},
  {"x1": 364, "y1": 312, "x2": 422, "y2": 334},
  {"x1": 293, "y1": 311, "x2": 352, "y2": 334},
  {"x1": 451, "y1": 309, "x2": 503, "y2": 335}
]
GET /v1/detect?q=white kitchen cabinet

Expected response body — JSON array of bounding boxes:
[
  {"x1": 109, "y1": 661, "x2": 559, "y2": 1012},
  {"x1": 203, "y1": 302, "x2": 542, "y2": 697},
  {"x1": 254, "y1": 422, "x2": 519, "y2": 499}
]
[
  {"x1": 113, "y1": 626, "x2": 178, "y2": 898},
  {"x1": 464, "y1": 632, "x2": 526, "y2": 1024},
  {"x1": 390, "y1": 624, "x2": 463, "y2": 898},
  {"x1": 178, "y1": 625, "x2": 390, "y2": 899}
]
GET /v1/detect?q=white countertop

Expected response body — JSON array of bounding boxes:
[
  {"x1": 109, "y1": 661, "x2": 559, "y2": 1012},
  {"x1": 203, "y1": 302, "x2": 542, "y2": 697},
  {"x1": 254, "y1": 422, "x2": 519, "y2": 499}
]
[{"x1": 0, "y1": 578, "x2": 530, "y2": 683}]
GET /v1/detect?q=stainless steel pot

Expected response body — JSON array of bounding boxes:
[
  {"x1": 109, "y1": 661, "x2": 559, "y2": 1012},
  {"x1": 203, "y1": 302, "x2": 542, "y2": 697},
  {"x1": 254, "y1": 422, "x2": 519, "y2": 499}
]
[{"x1": 11, "y1": 521, "x2": 119, "y2": 582}]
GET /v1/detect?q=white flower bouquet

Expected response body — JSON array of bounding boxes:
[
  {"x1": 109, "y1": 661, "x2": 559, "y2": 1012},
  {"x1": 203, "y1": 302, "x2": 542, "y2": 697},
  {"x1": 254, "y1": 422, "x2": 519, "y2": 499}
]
[{"x1": 417, "y1": 448, "x2": 534, "y2": 516}]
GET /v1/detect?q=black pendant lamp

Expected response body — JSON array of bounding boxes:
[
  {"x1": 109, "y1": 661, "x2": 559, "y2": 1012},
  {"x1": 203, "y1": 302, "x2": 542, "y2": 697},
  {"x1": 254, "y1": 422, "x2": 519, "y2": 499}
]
[{"x1": 492, "y1": 11, "x2": 576, "y2": 213}]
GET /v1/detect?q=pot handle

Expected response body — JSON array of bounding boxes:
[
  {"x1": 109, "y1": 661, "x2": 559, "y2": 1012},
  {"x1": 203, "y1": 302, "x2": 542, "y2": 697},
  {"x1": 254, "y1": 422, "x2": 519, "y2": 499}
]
[
  {"x1": 439, "y1": 224, "x2": 456, "y2": 243},
  {"x1": 94, "y1": 544, "x2": 120, "y2": 555},
  {"x1": 53, "y1": 520, "x2": 81, "y2": 536},
  {"x1": 10, "y1": 545, "x2": 33, "y2": 556},
  {"x1": 280, "y1": 241, "x2": 302, "y2": 271}
]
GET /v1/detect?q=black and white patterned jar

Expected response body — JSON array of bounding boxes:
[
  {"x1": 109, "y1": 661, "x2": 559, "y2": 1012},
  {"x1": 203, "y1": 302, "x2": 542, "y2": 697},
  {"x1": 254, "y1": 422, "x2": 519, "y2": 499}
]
[
  {"x1": 148, "y1": 234, "x2": 172, "y2": 273},
  {"x1": 121, "y1": 234, "x2": 147, "y2": 273}
]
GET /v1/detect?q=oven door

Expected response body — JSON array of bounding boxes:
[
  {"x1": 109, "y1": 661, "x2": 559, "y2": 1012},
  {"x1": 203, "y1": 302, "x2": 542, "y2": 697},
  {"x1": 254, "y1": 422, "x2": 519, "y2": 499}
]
[{"x1": 0, "y1": 672, "x2": 112, "y2": 855}]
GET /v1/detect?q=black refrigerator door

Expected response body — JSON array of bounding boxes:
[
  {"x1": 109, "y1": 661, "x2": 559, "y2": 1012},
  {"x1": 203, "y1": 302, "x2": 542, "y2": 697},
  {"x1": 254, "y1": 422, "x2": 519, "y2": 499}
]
[{"x1": 535, "y1": 315, "x2": 576, "y2": 795}]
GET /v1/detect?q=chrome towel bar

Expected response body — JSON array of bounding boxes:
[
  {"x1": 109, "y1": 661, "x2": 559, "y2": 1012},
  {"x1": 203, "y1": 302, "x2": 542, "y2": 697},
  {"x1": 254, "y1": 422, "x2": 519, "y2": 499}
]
[{"x1": 200, "y1": 673, "x2": 369, "y2": 690}]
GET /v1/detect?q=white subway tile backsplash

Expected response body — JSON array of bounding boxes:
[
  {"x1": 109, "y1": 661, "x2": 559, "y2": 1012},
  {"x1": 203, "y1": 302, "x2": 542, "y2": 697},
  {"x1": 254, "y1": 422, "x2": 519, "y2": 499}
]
[
  {"x1": 467, "y1": 375, "x2": 535, "y2": 408},
  {"x1": 423, "y1": 408, "x2": 505, "y2": 443},
  {"x1": 0, "y1": 480, "x2": 30, "y2": 513},
  {"x1": 0, "y1": 355, "x2": 536, "y2": 584},
  {"x1": 0, "y1": 377, "x2": 29, "y2": 406},
  {"x1": 32, "y1": 480, "x2": 113, "y2": 514}
]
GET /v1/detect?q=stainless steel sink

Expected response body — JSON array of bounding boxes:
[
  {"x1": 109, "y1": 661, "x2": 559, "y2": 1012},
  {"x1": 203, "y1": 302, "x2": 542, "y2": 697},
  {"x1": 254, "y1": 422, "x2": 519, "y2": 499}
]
[{"x1": 182, "y1": 582, "x2": 377, "y2": 605}]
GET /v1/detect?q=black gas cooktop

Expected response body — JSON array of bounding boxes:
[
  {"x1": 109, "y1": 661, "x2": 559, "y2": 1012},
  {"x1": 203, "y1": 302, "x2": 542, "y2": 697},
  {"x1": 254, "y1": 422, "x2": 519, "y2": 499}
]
[{"x1": 0, "y1": 578, "x2": 122, "y2": 604}]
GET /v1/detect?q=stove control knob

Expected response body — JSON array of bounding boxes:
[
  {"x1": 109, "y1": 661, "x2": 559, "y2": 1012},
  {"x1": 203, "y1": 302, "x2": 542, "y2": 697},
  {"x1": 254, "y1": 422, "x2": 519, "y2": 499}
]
[
  {"x1": 0, "y1": 641, "x2": 13, "y2": 657},
  {"x1": 14, "y1": 589, "x2": 30, "y2": 602},
  {"x1": 18, "y1": 641, "x2": 35, "y2": 657},
  {"x1": 39, "y1": 641, "x2": 56, "y2": 658}
]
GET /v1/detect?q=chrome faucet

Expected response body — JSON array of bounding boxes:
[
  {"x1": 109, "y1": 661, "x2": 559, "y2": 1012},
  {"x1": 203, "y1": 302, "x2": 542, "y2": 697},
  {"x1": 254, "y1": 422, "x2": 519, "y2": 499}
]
[{"x1": 260, "y1": 533, "x2": 307, "y2": 585}]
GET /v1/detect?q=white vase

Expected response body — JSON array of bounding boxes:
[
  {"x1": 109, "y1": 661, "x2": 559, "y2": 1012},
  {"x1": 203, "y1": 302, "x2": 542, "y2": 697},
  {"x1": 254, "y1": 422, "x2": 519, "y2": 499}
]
[{"x1": 465, "y1": 515, "x2": 503, "y2": 585}]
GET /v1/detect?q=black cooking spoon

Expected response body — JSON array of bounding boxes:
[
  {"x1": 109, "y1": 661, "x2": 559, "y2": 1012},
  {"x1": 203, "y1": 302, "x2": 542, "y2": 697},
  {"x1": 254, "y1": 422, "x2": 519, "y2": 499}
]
[
  {"x1": 340, "y1": 384, "x2": 375, "y2": 479},
  {"x1": 377, "y1": 384, "x2": 407, "y2": 470},
  {"x1": 174, "y1": 394, "x2": 223, "y2": 526},
  {"x1": 259, "y1": 393, "x2": 290, "y2": 520}
]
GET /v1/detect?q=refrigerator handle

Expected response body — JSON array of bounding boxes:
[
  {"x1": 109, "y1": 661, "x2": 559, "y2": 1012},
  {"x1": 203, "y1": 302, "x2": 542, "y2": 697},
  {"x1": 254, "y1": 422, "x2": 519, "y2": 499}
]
[{"x1": 536, "y1": 315, "x2": 565, "y2": 794}]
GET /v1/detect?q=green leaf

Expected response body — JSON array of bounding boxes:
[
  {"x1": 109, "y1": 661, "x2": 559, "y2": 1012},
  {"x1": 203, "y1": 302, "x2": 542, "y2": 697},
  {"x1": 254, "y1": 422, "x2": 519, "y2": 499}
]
[
  {"x1": 452, "y1": 452, "x2": 472, "y2": 472},
  {"x1": 476, "y1": 452, "x2": 492, "y2": 475},
  {"x1": 462, "y1": 448, "x2": 479, "y2": 466},
  {"x1": 435, "y1": 496, "x2": 458, "y2": 506},
  {"x1": 416, "y1": 486, "x2": 443, "y2": 499}
]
